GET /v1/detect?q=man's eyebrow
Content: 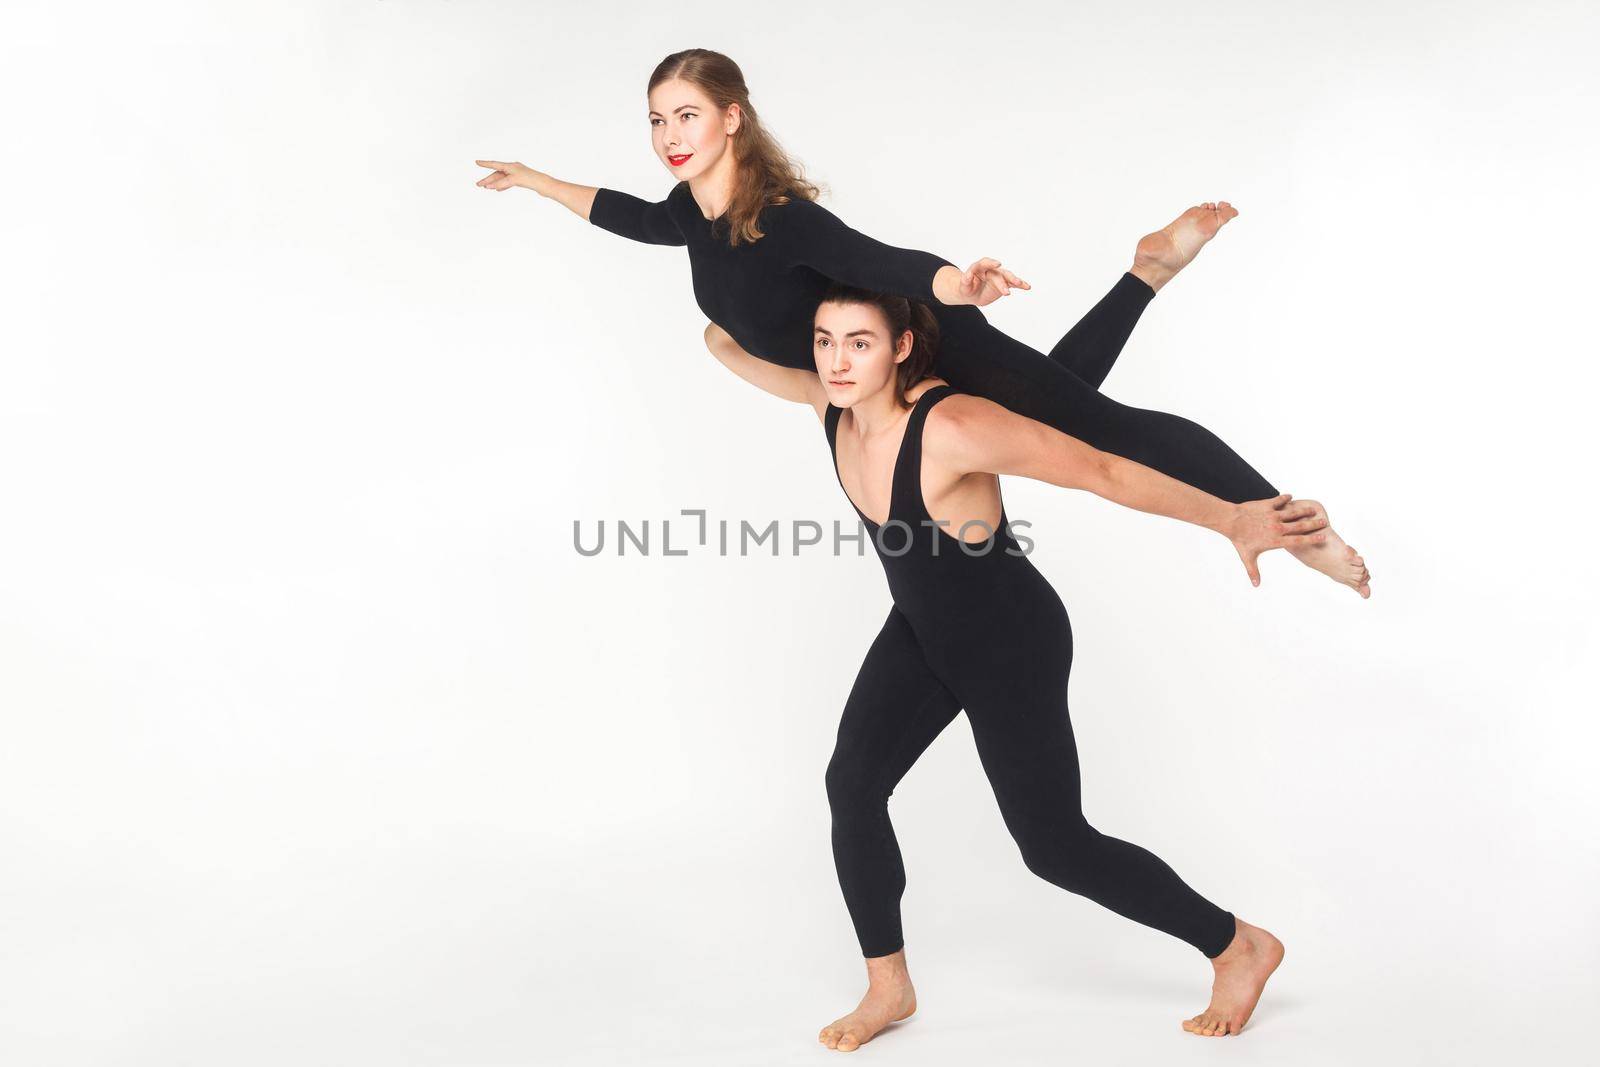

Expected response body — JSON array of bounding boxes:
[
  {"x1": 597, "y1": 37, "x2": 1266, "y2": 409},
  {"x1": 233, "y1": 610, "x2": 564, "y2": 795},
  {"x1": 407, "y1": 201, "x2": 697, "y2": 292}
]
[{"x1": 844, "y1": 329, "x2": 876, "y2": 338}]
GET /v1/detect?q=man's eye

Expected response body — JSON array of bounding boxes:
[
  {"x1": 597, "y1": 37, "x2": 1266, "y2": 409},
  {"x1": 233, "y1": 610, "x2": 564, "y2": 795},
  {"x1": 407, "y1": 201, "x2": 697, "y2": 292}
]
[
  {"x1": 817, "y1": 338, "x2": 830, "y2": 347},
  {"x1": 853, "y1": 341, "x2": 866, "y2": 350}
]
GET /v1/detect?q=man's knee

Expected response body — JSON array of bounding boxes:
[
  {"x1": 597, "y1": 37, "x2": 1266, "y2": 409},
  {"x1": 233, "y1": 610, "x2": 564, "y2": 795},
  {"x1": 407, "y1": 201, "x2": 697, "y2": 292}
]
[{"x1": 825, "y1": 753, "x2": 888, "y2": 813}]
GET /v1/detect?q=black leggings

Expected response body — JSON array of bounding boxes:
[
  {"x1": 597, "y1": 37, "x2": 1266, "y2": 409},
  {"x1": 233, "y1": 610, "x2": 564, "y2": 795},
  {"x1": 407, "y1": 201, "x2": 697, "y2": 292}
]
[
  {"x1": 825, "y1": 606, "x2": 1237, "y2": 961},
  {"x1": 933, "y1": 272, "x2": 1278, "y2": 504}
]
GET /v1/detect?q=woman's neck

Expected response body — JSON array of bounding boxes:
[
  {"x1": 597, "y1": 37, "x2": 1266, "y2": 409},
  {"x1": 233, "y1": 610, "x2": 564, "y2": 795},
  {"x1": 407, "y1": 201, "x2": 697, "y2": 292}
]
[{"x1": 687, "y1": 152, "x2": 739, "y2": 220}]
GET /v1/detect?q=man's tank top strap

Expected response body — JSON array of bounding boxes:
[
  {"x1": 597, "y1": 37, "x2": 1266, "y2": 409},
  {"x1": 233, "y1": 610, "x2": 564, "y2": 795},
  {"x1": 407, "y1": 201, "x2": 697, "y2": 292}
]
[
  {"x1": 892, "y1": 385, "x2": 957, "y2": 516},
  {"x1": 824, "y1": 403, "x2": 843, "y2": 456}
]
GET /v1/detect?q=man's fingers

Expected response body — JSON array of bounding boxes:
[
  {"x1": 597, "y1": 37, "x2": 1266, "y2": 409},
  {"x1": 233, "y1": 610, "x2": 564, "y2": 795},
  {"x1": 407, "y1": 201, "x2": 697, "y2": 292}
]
[
  {"x1": 1278, "y1": 501, "x2": 1319, "y2": 521},
  {"x1": 1279, "y1": 514, "x2": 1330, "y2": 534},
  {"x1": 1238, "y1": 548, "x2": 1262, "y2": 587}
]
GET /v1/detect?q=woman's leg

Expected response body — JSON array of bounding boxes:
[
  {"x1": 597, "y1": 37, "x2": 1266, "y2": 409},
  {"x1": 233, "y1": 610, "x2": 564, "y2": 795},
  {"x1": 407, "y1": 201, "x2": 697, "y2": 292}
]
[
  {"x1": 933, "y1": 302, "x2": 1278, "y2": 505},
  {"x1": 938, "y1": 310, "x2": 1374, "y2": 594},
  {"x1": 1045, "y1": 272, "x2": 1155, "y2": 390},
  {"x1": 1044, "y1": 203, "x2": 1239, "y2": 389},
  {"x1": 819, "y1": 606, "x2": 959, "y2": 1052}
]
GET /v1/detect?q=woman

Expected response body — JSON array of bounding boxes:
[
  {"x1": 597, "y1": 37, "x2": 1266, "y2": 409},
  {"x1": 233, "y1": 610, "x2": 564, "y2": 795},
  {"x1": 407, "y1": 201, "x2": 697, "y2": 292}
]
[
  {"x1": 475, "y1": 47, "x2": 1371, "y2": 596},
  {"x1": 706, "y1": 285, "x2": 1320, "y2": 1048}
]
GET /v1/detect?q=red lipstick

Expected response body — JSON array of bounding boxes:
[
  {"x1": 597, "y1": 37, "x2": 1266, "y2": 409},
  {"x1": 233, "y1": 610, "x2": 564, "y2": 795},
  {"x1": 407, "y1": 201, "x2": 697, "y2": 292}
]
[{"x1": 667, "y1": 153, "x2": 693, "y2": 167}]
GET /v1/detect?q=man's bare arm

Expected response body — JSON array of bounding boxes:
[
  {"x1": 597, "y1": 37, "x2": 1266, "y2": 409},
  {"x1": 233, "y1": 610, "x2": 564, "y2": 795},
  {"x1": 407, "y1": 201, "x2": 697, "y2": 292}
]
[
  {"x1": 702, "y1": 323, "x2": 828, "y2": 420},
  {"x1": 926, "y1": 394, "x2": 1328, "y2": 584}
]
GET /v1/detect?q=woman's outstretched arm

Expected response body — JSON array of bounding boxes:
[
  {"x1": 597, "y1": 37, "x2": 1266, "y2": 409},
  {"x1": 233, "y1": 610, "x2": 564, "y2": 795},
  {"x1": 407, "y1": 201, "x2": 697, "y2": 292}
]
[
  {"x1": 925, "y1": 394, "x2": 1327, "y2": 587},
  {"x1": 474, "y1": 160, "x2": 685, "y2": 245}
]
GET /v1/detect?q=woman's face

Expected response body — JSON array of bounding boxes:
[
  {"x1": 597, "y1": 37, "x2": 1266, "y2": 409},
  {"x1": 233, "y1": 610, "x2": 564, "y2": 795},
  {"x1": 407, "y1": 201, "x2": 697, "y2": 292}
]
[
  {"x1": 814, "y1": 301, "x2": 912, "y2": 408},
  {"x1": 646, "y1": 78, "x2": 739, "y2": 182}
]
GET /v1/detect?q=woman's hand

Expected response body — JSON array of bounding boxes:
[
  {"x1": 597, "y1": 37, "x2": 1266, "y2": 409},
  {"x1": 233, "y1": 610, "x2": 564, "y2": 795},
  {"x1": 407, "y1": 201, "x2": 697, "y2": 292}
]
[
  {"x1": 1226, "y1": 494, "x2": 1330, "y2": 587},
  {"x1": 932, "y1": 260, "x2": 1031, "y2": 307},
  {"x1": 959, "y1": 258, "x2": 1030, "y2": 307},
  {"x1": 475, "y1": 160, "x2": 548, "y2": 195}
]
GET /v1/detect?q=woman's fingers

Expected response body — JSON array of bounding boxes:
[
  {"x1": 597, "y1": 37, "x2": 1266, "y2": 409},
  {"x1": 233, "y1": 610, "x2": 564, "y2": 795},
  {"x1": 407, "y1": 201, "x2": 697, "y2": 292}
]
[
  {"x1": 998, "y1": 266, "x2": 1031, "y2": 291},
  {"x1": 475, "y1": 160, "x2": 527, "y2": 190}
]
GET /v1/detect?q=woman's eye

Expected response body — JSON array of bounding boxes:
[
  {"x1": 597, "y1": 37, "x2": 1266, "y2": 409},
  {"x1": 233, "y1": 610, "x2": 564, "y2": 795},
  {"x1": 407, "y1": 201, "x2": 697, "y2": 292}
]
[
  {"x1": 650, "y1": 118, "x2": 662, "y2": 126},
  {"x1": 853, "y1": 341, "x2": 866, "y2": 350}
]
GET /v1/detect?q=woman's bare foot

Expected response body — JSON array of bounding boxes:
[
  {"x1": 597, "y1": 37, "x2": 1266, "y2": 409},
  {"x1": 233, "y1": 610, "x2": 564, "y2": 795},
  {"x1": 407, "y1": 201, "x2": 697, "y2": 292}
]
[
  {"x1": 1284, "y1": 500, "x2": 1372, "y2": 597},
  {"x1": 1131, "y1": 201, "x2": 1240, "y2": 293},
  {"x1": 1182, "y1": 917, "x2": 1284, "y2": 1036},
  {"x1": 819, "y1": 949, "x2": 917, "y2": 1052}
]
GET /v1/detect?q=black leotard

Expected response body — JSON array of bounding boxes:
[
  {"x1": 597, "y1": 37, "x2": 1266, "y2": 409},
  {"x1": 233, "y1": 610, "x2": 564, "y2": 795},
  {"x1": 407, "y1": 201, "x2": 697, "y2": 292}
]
[
  {"x1": 591, "y1": 184, "x2": 1276, "y2": 502},
  {"x1": 821, "y1": 385, "x2": 1237, "y2": 958}
]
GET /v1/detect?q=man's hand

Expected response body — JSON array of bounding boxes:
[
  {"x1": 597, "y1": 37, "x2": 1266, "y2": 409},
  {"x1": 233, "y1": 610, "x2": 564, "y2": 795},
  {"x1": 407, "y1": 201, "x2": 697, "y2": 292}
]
[{"x1": 1226, "y1": 494, "x2": 1330, "y2": 587}]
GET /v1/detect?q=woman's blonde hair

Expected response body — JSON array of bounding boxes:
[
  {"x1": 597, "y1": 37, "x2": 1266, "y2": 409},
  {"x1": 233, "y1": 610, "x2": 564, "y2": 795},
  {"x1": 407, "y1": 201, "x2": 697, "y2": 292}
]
[{"x1": 648, "y1": 49, "x2": 819, "y2": 246}]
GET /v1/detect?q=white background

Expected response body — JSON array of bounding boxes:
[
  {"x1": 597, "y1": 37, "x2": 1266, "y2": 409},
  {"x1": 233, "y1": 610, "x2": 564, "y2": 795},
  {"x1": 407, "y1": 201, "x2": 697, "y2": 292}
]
[{"x1": 3, "y1": 2, "x2": 1596, "y2": 1064}]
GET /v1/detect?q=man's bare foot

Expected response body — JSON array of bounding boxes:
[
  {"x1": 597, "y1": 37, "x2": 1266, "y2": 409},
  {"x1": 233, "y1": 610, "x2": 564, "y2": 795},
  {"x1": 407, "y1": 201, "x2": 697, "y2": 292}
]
[
  {"x1": 818, "y1": 949, "x2": 917, "y2": 1052},
  {"x1": 1284, "y1": 500, "x2": 1372, "y2": 597},
  {"x1": 1182, "y1": 917, "x2": 1284, "y2": 1036},
  {"x1": 1131, "y1": 201, "x2": 1239, "y2": 293}
]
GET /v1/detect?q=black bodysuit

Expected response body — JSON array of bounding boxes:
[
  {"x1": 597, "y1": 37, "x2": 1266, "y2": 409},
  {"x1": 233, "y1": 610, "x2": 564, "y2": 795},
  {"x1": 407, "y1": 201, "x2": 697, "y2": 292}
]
[
  {"x1": 823, "y1": 385, "x2": 1237, "y2": 958},
  {"x1": 590, "y1": 183, "x2": 1277, "y2": 503}
]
